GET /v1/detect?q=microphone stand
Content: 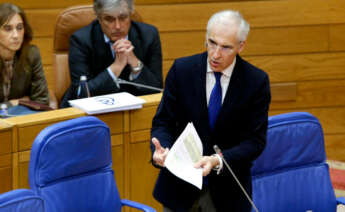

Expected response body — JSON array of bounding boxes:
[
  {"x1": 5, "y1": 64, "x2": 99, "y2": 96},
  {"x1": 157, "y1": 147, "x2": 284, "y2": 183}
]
[
  {"x1": 117, "y1": 79, "x2": 163, "y2": 92},
  {"x1": 213, "y1": 145, "x2": 259, "y2": 212}
]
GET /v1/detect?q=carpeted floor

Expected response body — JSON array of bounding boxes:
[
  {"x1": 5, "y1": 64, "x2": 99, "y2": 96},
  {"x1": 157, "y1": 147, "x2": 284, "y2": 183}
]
[
  {"x1": 328, "y1": 160, "x2": 345, "y2": 197},
  {"x1": 328, "y1": 160, "x2": 345, "y2": 212}
]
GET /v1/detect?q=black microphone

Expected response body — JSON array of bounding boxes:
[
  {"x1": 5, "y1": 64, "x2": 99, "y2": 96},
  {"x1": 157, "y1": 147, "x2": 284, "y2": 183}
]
[
  {"x1": 213, "y1": 145, "x2": 259, "y2": 212},
  {"x1": 116, "y1": 78, "x2": 163, "y2": 92}
]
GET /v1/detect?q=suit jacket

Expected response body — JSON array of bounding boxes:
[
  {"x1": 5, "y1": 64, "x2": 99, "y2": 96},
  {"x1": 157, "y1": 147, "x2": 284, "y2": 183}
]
[
  {"x1": 60, "y1": 20, "x2": 163, "y2": 107},
  {"x1": 0, "y1": 45, "x2": 49, "y2": 105},
  {"x1": 151, "y1": 52, "x2": 271, "y2": 211}
]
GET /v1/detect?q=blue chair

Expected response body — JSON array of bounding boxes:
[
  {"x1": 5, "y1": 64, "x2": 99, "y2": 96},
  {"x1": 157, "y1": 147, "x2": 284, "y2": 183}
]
[
  {"x1": 29, "y1": 116, "x2": 155, "y2": 212},
  {"x1": 251, "y1": 112, "x2": 345, "y2": 212},
  {"x1": 0, "y1": 189, "x2": 44, "y2": 211}
]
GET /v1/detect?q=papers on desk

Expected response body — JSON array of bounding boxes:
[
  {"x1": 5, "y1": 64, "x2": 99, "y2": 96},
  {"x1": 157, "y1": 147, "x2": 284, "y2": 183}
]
[
  {"x1": 68, "y1": 92, "x2": 146, "y2": 115},
  {"x1": 164, "y1": 122, "x2": 203, "y2": 189}
]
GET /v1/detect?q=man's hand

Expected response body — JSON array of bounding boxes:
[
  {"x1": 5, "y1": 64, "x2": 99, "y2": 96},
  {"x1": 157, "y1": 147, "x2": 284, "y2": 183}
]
[
  {"x1": 152, "y1": 137, "x2": 169, "y2": 167},
  {"x1": 109, "y1": 39, "x2": 136, "y2": 77},
  {"x1": 116, "y1": 39, "x2": 139, "y2": 68},
  {"x1": 194, "y1": 155, "x2": 219, "y2": 176}
]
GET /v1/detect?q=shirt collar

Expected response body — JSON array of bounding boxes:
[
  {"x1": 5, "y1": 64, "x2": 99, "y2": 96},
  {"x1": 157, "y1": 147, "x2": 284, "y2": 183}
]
[{"x1": 207, "y1": 56, "x2": 236, "y2": 77}]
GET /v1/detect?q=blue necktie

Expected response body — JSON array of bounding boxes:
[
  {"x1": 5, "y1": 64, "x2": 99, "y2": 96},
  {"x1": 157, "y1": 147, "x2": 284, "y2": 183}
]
[{"x1": 208, "y1": 72, "x2": 222, "y2": 130}]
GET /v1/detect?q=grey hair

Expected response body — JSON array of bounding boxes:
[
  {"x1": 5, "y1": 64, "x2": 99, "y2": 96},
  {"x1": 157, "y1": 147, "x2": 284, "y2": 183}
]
[
  {"x1": 93, "y1": 0, "x2": 134, "y2": 17},
  {"x1": 206, "y1": 10, "x2": 250, "y2": 42}
]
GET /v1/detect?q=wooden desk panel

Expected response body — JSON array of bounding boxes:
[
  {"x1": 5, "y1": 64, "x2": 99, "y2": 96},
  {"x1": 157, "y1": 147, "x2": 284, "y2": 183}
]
[
  {"x1": 129, "y1": 138, "x2": 161, "y2": 211},
  {"x1": 0, "y1": 154, "x2": 12, "y2": 193},
  {"x1": 96, "y1": 112, "x2": 124, "y2": 134},
  {"x1": 0, "y1": 122, "x2": 12, "y2": 155}
]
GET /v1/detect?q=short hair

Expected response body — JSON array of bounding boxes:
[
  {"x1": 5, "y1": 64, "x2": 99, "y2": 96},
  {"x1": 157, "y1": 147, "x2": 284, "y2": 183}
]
[
  {"x1": 0, "y1": 3, "x2": 33, "y2": 63},
  {"x1": 206, "y1": 10, "x2": 250, "y2": 42},
  {"x1": 93, "y1": 0, "x2": 134, "y2": 17}
]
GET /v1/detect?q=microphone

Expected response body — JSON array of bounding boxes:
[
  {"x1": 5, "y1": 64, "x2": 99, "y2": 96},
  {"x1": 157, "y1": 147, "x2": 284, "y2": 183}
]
[
  {"x1": 116, "y1": 78, "x2": 163, "y2": 92},
  {"x1": 213, "y1": 145, "x2": 259, "y2": 212}
]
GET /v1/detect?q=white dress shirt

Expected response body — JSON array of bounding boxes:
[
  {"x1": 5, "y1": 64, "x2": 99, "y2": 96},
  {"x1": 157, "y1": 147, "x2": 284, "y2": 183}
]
[{"x1": 206, "y1": 57, "x2": 236, "y2": 106}]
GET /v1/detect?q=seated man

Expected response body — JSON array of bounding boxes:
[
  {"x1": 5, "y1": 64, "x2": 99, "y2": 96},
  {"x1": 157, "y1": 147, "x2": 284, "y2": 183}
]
[{"x1": 60, "y1": 0, "x2": 163, "y2": 107}]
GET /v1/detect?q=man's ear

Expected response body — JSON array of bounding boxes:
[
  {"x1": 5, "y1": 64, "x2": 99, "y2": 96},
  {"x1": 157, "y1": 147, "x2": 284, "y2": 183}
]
[{"x1": 238, "y1": 41, "x2": 246, "y2": 53}]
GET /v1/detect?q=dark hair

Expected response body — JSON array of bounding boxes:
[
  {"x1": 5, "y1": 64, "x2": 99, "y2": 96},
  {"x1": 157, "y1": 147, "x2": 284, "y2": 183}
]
[{"x1": 0, "y1": 3, "x2": 33, "y2": 64}]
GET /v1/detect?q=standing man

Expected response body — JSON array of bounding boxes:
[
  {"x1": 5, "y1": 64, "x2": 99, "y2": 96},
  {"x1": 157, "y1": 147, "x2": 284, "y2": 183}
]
[
  {"x1": 60, "y1": 0, "x2": 163, "y2": 107},
  {"x1": 151, "y1": 10, "x2": 271, "y2": 212}
]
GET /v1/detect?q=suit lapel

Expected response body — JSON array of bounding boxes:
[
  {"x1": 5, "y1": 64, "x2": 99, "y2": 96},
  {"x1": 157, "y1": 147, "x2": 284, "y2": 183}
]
[
  {"x1": 93, "y1": 20, "x2": 114, "y2": 68},
  {"x1": 129, "y1": 22, "x2": 143, "y2": 61},
  {"x1": 193, "y1": 52, "x2": 210, "y2": 129}
]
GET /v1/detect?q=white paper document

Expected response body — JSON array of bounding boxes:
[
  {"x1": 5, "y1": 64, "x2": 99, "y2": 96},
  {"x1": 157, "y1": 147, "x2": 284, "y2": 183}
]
[
  {"x1": 68, "y1": 92, "x2": 146, "y2": 115},
  {"x1": 164, "y1": 123, "x2": 203, "y2": 189}
]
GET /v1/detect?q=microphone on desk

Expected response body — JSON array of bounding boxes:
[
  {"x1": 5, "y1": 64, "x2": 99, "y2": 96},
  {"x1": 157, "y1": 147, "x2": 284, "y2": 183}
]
[
  {"x1": 213, "y1": 145, "x2": 259, "y2": 212},
  {"x1": 116, "y1": 78, "x2": 163, "y2": 92}
]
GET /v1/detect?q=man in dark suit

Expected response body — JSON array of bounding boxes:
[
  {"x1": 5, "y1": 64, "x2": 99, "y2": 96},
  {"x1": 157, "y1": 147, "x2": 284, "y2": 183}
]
[
  {"x1": 151, "y1": 10, "x2": 271, "y2": 212},
  {"x1": 60, "y1": 0, "x2": 162, "y2": 107}
]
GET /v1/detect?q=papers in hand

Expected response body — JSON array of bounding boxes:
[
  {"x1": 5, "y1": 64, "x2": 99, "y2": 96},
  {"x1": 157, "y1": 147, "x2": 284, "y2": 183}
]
[
  {"x1": 164, "y1": 122, "x2": 203, "y2": 189},
  {"x1": 68, "y1": 92, "x2": 145, "y2": 115}
]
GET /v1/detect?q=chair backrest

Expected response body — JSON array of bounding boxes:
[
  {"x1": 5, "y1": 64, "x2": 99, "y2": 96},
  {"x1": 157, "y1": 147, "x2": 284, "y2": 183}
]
[
  {"x1": 29, "y1": 116, "x2": 122, "y2": 212},
  {"x1": 0, "y1": 189, "x2": 45, "y2": 212},
  {"x1": 53, "y1": 5, "x2": 142, "y2": 106},
  {"x1": 251, "y1": 112, "x2": 337, "y2": 212}
]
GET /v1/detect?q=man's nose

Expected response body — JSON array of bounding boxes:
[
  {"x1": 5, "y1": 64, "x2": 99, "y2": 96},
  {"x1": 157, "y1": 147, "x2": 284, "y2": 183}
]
[
  {"x1": 212, "y1": 46, "x2": 222, "y2": 58},
  {"x1": 114, "y1": 19, "x2": 121, "y2": 29}
]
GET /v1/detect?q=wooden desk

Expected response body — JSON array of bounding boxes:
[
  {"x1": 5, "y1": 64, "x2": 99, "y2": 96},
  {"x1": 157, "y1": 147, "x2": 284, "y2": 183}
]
[
  {"x1": 0, "y1": 121, "x2": 13, "y2": 193},
  {"x1": 1, "y1": 94, "x2": 163, "y2": 211}
]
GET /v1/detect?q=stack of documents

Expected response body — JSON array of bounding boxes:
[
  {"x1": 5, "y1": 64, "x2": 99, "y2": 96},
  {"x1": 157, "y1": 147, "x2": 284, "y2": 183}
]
[{"x1": 69, "y1": 92, "x2": 146, "y2": 115}]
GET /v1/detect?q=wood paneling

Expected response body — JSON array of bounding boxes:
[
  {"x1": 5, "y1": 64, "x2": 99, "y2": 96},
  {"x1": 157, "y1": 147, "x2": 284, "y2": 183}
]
[
  {"x1": 0, "y1": 131, "x2": 12, "y2": 155},
  {"x1": 246, "y1": 52, "x2": 345, "y2": 82},
  {"x1": 18, "y1": 162, "x2": 29, "y2": 188},
  {"x1": 0, "y1": 154, "x2": 11, "y2": 168},
  {"x1": 130, "y1": 130, "x2": 151, "y2": 144},
  {"x1": 244, "y1": 26, "x2": 329, "y2": 56},
  {"x1": 18, "y1": 124, "x2": 47, "y2": 151},
  {"x1": 96, "y1": 112, "x2": 124, "y2": 134},
  {"x1": 325, "y1": 134, "x2": 345, "y2": 161},
  {"x1": 6, "y1": 0, "x2": 283, "y2": 9},
  {"x1": 31, "y1": 38, "x2": 53, "y2": 65},
  {"x1": 0, "y1": 167, "x2": 12, "y2": 193},
  {"x1": 271, "y1": 80, "x2": 345, "y2": 110},
  {"x1": 4, "y1": 0, "x2": 92, "y2": 9},
  {"x1": 112, "y1": 145, "x2": 124, "y2": 197},
  {"x1": 271, "y1": 83, "x2": 296, "y2": 102},
  {"x1": 329, "y1": 24, "x2": 345, "y2": 52},
  {"x1": 130, "y1": 106, "x2": 158, "y2": 131},
  {"x1": 129, "y1": 141, "x2": 161, "y2": 211},
  {"x1": 160, "y1": 26, "x2": 329, "y2": 60},
  {"x1": 329, "y1": 0, "x2": 345, "y2": 24},
  {"x1": 26, "y1": 9, "x2": 61, "y2": 37},
  {"x1": 136, "y1": 0, "x2": 328, "y2": 32}
]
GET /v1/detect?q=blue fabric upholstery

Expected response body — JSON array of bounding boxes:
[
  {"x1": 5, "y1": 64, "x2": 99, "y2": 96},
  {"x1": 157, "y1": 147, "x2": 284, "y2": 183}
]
[
  {"x1": 0, "y1": 189, "x2": 44, "y2": 212},
  {"x1": 251, "y1": 112, "x2": 337, "y2": 212},
  {"x1": 29, "y1": 116, "x2": 155, "y2": 212}
]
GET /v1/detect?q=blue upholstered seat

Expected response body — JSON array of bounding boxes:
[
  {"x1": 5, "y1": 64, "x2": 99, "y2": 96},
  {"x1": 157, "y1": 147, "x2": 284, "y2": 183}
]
[
  {"x1": 251, "y1": 112, "x2": 345, "y2": 212},
  {"x1": 0, "y1": 189, "x2": 44, "y2": 212},
  {"x1": 29, "y1": 116, "x2": 155, "y2": 212}
]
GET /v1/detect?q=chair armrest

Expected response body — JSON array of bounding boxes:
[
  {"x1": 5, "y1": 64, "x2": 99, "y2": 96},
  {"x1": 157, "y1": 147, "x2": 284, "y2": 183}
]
[
  {"x1": 121, "y1": 199, "x2": 156, "y2": 212},
  {"x1": 337, "y1": 197, "x2": 345, "y2": 205}
]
